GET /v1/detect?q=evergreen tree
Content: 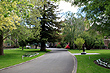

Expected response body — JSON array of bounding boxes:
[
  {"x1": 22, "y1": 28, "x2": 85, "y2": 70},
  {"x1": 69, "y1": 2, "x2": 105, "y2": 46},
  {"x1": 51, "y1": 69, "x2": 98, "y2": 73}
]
[{"x1": 38, "y1": 0, "x2": 63, "y2": 51}]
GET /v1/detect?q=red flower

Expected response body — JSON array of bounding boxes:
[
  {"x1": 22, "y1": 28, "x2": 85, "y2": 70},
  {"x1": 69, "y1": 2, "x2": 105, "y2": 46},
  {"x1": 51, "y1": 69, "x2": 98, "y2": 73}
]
[{"x1": 65, "y1": 45, "x2": 70, "y2": 49}]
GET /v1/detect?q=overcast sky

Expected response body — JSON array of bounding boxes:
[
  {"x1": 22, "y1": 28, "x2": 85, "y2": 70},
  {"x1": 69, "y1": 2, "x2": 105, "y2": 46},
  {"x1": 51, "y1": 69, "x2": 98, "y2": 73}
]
[
  {"x1": 57, "y1": 1, "x2": 80, "y2": 20},
  {"x1": 58, "y1": 1, "x2": 79, "y2": 13}
]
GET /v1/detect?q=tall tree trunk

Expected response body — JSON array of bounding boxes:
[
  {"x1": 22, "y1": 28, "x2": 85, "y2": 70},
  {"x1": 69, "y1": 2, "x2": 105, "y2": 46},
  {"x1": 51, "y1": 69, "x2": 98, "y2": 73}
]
[
  {"x1": 0, "y1": 31, "x2": 4, "y2": 55},
  {"x1": 22, "y1": 46, "x2": 24, "y2": 51},
  {"x1": 40, "y1": 42, "x2": 46, "y2": 51}
]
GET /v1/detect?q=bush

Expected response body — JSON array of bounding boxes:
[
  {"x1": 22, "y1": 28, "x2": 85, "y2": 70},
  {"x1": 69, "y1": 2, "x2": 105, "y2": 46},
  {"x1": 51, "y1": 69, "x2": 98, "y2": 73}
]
[
  {"x1": 74, "y1": 38, "x2": 85, "y2": 51},
  {"x1": 24, "y1": 46, "x2": 26, "y2": 49},
  {"x1": 56, "y1": 44, "x2": 62, "y2": 48},
  {"x1": 19, "y1": 46, "x2": 22, "y2": 49},
  {"x1": 93, "y1": 39, "x2": 105, "y2": 49}
]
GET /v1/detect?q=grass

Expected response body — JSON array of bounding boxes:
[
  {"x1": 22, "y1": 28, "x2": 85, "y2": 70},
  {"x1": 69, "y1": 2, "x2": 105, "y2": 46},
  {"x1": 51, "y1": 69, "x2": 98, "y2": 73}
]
[
  {"x1": 68, "y1": 49, "x2": 110, "y2": 73},
  {"x1": 0, "y1": 48, "x2": 51, "y2": 69}
]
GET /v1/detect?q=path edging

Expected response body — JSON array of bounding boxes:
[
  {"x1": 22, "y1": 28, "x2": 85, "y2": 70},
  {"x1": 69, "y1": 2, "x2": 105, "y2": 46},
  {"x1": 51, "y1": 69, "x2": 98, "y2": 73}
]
[{"x1": 68, "y1": 51, "x2": 77, "y2": 73}]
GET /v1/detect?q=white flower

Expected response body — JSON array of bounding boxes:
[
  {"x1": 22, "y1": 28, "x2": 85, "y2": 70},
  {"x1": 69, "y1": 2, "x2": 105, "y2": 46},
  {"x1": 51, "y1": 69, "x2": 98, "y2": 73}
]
[{"x1": 107, "y1": 64, "x2": 110, "y2": 68}]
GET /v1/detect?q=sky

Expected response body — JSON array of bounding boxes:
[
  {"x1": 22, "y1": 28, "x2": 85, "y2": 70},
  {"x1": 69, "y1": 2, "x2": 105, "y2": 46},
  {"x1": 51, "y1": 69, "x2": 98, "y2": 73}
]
[
  {"x1": 58, "y1": 1, "x2": 79, "y2": 14},
  {"x1": 57, "y1": 1, "x2": 80, "y2": 20}
]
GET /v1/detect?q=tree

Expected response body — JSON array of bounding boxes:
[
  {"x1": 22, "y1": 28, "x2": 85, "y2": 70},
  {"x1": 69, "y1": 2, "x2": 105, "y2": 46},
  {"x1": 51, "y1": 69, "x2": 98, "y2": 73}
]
[
  {"x1": 38, "y1": 0, "x2": 63, "y2": 51},
  {"x1": 11, "y1": 0, "x2": 42, "y2": 50},
  {"x1": 80, "y1": 30, "x2": 104, "y2": 50},
  {"x1": 0, "y1": 0, "x2": 34, "y2": 55},
  {"x1": 0, "y1": 0, "x2": 21, "y2": 55},
  {"x1": 73, "y1": 0, "x2": 110, "y2": 36},
  {"x1": 62, "y1": 11, "x2": 85, "y2": 48}
]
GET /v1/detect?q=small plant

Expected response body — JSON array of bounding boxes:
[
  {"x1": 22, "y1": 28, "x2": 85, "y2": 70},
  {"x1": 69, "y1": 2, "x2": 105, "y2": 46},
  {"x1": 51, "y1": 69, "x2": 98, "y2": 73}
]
[
  {"x1": 96, "y1": 57, "x2": 110, "y2": 68},
  {"x1": 22, "y1": 53, "x2": 39, "y2": 57}
]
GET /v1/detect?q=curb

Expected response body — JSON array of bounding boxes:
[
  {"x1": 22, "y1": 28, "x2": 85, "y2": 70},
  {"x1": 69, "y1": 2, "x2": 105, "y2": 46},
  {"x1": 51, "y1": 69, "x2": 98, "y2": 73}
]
[
  {"x1": 0, "y1": 54, "x2": 46, "y2": 71},
  {"x1": 68, "y1": 51, "x2": 77, "y2": 73}
]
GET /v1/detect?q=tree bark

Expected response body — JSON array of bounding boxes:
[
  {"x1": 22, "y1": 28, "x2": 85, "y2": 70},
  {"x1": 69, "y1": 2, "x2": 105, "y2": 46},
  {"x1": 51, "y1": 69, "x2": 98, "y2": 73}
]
[
  {"x1": 22, "y1": 46, "x2": 24, "y2": 51},
  {"x1": 0, "y1": 31, "x2": 4, "y2": 55},
  {"x1": 40, "y1": 42, "x2": 46, "y2": 51}
]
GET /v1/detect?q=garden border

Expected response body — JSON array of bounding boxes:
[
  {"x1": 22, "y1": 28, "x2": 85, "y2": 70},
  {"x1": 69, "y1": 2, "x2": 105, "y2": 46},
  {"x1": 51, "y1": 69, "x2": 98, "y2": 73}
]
[
  {"x1": 94, "y1": 60, "x2": 110, "y2": 69},
  {"x1": 68, "y1": 51, "x2": 77, "y2": 73}
]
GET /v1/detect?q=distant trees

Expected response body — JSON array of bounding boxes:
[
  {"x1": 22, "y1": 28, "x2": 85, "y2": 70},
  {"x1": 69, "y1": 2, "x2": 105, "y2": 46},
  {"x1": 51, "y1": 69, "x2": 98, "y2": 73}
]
[{"x1": 62, "y1": 11, "x2": 85, "y2": 48}]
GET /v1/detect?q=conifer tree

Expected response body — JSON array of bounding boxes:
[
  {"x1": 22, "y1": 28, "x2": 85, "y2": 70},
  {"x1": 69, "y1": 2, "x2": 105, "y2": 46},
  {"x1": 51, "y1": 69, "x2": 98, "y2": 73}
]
[{"x1": 38, "y1": 0, "x2": 63, "y2": 51}]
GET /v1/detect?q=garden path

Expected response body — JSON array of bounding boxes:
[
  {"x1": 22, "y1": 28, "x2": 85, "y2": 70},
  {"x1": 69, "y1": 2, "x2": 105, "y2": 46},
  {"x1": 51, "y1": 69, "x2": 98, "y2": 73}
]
[{"x1": 0, "y1": 48, "x2": 76, "y2": 73}]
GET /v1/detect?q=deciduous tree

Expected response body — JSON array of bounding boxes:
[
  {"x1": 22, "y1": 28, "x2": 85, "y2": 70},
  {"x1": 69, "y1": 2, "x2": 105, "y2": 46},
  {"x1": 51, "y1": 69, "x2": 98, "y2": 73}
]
[{"x1": 0, "y1": 0, "x2": 34, "y2": 55}]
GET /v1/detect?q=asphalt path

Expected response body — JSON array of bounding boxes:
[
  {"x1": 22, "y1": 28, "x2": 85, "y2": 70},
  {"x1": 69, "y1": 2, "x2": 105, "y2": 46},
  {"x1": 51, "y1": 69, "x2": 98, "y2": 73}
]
[{"x1": 0, "y1": 48, "x2": 74, "y2": 73}]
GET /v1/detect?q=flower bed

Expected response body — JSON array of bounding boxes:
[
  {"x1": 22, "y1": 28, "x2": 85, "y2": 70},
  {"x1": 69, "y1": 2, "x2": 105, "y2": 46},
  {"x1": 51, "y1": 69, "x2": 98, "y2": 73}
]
[
  {"x1": 95, "y1": 58, "x2": 110, "y2": 69},
  {"x1": 22, "y1": 53, "x2": 39, "y2": 57}
]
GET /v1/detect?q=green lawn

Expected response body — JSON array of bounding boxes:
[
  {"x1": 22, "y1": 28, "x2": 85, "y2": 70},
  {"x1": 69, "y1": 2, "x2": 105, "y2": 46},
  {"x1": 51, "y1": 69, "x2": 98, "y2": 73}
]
[
  {"x1": 68, "y1": 49, "x2": 110, "y2": 73},
  {"x1": 0, "y1": 49, "x2": 51, "y2": 69}
]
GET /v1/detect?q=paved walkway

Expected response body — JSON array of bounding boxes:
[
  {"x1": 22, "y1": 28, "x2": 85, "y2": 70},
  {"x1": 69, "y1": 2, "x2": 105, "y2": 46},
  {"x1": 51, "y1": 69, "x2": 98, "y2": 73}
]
[
  {"x1": 0, "y1": 48, "x2": 76, "y2": 73},
  {"x1": 72, "y1": 53, "x2": 99, "y2": 55}
]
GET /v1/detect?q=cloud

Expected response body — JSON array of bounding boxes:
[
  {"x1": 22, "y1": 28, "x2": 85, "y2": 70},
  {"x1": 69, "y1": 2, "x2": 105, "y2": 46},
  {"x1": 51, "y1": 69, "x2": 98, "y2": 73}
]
[
  {"x1": 59, "y1": 1, "x2": 79, "y2": 13},
  {"x1": 56, "y1": 1, "x2": 79, "y2": 21}
]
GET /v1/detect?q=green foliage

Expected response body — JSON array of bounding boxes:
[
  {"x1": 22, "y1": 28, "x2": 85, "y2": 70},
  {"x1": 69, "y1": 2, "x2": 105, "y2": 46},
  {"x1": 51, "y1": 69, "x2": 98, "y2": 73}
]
[
  {"x1": 56, "y1": 44, "x2": 62, "y2": 48},
  {"x1": 80, "y1": 31, "x2": 104, "y2": 49},
  {"x1": 18, "y1": 40, "x2": 27, "y2": 47},
  {"x1": 62, "y1": 11, "x2": 85, "y2": 49},
  {"x1": 19, "y1": 46, "x2": 22, "y2": 49},
  {"x1": 24, "y1": 46, "x2": 26, "y2": 49},
  {"x1": 39, "y1": 0, "x2": 63, "y2": 42},
  {"x1": 37, "y1": 0, "x2": 63, "y2": 51},
  {"x1": 0, "y1": 0, "x2": 37, "y2": 55},
  {"x1": 4, "y1": 39, "x2": 14, "y2": 45},
  {"x1": 94, "y1": 39, "x2": 104, "y2": 49},
  {"x1": 81, "y1": 31, "x2": 95, "y2": 50},
  {"x1": 73, "y1": 0, "x2": 110, "y2": 36},
  {"x1": 74, "y1": 37, "x2": 85, "y2": 50}
]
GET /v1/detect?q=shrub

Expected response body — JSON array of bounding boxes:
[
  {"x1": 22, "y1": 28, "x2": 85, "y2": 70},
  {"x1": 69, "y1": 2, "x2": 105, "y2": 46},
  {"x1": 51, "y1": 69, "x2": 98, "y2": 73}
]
[
  {"x1": 56, "y1": 44, "x2": 62, "y2": 48},
  {"x1": 74, "y1": 38, "x2": 85, "y2": 51},
  {"x1": 24, "y1": 46, "x2": 26, "y2": 49},
  {"x1": 94, "y1": 39, "x2": 105, "y2": 49},
  {"x1": 19, "y1": 46, "x2": 22, "y2": 49}
]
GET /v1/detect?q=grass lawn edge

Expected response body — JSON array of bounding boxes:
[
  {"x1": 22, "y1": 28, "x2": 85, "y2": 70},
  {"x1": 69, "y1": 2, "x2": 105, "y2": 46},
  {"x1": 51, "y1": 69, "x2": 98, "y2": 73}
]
[{"x1": 0, "y1": 49, "x2": 51, "y2": 71}]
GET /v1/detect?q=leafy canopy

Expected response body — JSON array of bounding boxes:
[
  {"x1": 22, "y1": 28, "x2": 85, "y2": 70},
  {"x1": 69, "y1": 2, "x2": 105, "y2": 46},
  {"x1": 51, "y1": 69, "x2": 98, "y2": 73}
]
[{"x1": 0, "y1": 0, "x2": 20, "y2": 31}]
